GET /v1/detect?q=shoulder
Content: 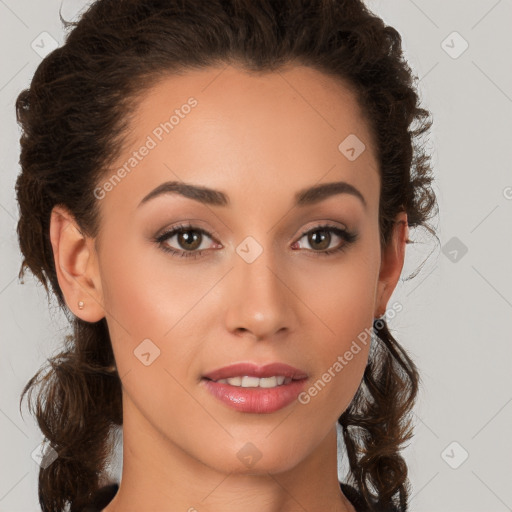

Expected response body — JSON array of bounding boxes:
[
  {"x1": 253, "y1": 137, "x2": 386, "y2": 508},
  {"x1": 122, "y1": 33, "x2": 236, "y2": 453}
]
[
  {"x1": 340, "y1": 482, "x2": 403, "y2": 512},
  {"x1": 72, "y1": 483, "x2": 119, "y2": 512}
]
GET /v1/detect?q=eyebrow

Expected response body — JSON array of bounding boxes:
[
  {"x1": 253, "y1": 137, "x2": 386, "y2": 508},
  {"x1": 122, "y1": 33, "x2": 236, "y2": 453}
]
[{"x1": 138, "y1": 180, "x2": 366, "y2": 209}]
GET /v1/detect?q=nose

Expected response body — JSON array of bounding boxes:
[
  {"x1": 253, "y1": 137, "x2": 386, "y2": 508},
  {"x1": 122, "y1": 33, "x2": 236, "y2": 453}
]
[{"x1": 224, "y1": 245, "x2": 295, "y2": 341}]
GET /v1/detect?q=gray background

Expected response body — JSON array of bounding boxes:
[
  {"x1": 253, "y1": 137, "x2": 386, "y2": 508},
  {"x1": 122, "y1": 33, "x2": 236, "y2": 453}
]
[{"x1": 1, "y1": 0, "x2": 511, "y2": 510}]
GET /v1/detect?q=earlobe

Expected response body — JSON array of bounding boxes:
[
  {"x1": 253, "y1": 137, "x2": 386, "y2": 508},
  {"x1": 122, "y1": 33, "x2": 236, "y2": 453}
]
[
  {"x1": 374, "y1": 212, "x2": 408, "y2": 319},
  {"x1": 49, "y1": 205, "x2": 105, "y2": 322}
]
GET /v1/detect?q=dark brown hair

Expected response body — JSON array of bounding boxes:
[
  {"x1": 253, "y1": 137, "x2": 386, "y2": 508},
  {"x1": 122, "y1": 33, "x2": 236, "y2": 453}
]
[{"x1": 15, "y1": 1, "x2": 437, "y2": 511}]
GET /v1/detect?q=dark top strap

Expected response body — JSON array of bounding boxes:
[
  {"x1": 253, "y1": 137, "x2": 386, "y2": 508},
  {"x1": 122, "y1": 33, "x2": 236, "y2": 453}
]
[{"x1": 340, "y1": 482, "x2": 402, "y2": 512}]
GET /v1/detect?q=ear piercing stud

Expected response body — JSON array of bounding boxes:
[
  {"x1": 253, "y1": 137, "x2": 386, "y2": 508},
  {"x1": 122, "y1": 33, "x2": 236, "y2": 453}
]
[{"x1": 78, "y1": 300, "x2": 85, "y2": 310}]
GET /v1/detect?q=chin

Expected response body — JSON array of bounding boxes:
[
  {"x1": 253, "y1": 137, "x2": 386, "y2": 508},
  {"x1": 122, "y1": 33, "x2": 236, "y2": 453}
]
[{"x1": 202, "y1": 437, "x2": 310, "y2": 476}]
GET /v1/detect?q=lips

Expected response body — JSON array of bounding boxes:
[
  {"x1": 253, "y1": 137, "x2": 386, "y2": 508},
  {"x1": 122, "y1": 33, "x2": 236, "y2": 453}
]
[
  {"x1": 201, "y1": 362, "x2": 308, "y2": 414},
  {"x1": 202, "y1": 362, "x2": 308, "y2": 381}
]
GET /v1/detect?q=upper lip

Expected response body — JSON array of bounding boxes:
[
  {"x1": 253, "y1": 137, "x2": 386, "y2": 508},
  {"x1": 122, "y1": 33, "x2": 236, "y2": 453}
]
[{"x1": 202, "y1": 362, "x2": 308, "y2": 381}]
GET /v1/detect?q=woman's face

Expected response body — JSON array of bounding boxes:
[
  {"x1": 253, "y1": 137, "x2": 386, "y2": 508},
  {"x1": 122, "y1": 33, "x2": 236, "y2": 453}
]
[{"x1": 54, "y1": 64, "x2": 406, "y2": 477}]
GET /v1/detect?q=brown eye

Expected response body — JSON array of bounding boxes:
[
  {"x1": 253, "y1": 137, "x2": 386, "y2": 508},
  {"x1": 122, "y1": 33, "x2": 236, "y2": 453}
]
[
  {"x1": 175, "y1": 229, "x2": 203, "y2": 251},
  {"x1": 306, "y1": 229, "x2": 331, "y2": 251},
  {"x1": 155, "y1": 224, "x2": 219, "y2": 259},
  {"x1": 293, "y1": 224, "x2": 358, "y2": 256}
]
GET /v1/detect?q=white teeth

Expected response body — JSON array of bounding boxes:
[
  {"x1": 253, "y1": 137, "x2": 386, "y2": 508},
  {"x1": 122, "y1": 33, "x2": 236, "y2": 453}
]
[
  {"x1": 242, "y1": 376, "x2": 260, "y2": 387},
  {"x1": 214, "y1": 375, "x2": 291, "y2": 388},
  {"x1": 258, "y1": 376, "x2": 277, "y2": 388}
]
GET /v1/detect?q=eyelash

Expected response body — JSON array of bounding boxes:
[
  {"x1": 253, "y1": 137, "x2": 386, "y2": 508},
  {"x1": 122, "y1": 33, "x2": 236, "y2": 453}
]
[{"x1": 154, "y1": 222, "x2": 358, "y2": 260}]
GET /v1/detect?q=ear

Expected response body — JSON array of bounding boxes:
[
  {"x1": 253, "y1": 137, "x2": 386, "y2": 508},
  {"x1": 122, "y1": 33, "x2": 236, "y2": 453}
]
[
  {"x1": 49, "y1": 205, "x2": 105, "y2": 322},
  {"x1": 374, "y1": 211, "x2": 409, "y2": 318}
]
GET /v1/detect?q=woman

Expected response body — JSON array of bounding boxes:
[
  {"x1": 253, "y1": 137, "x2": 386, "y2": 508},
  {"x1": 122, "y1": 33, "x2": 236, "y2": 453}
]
[{"x1": 15, "y1": 0, "x2": 437, "y2": 511}]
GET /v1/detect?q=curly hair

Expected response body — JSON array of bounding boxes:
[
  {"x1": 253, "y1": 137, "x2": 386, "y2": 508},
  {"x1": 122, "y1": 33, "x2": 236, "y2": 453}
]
[{"x1": 15, "y1": 0, "x2": 438, "y2": 511}]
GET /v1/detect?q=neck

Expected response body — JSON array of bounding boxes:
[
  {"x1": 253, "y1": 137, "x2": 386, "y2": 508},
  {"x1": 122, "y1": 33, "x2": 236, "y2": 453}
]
[{"x1": 103, "y1": 395, "x2": 355, "y2": 512}]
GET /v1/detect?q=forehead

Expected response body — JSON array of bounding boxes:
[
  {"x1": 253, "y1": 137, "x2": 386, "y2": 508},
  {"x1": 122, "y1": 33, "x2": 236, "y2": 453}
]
[{"x1": 99, "y1": 64, "x2": 380, "y2": 218}]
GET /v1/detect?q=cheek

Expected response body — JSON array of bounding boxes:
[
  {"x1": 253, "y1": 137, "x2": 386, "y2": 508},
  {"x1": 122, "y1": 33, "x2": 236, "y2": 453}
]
[
  {"x1": 295, "y1": 249, "x2": 379, "y2": 413},
  {"x1": 97, "y1": 236, "x2": 212, "y2": 422},
  {"x1": 99, "y1": 230, "x2": 200, "y2": 335},
  {"x1": 299, "y1": 247, "x2": 379, "y2": 343},
  {"x1": 98, "y1": 230, "x2": 227, "y2": 391},
  {"x1": 97, "y1": 234, "x2": 183, "y2": 372}
]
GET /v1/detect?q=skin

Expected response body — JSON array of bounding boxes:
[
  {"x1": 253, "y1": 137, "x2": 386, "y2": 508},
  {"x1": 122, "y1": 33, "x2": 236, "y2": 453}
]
[{"x1": 50, "y1": 64, "x2": 408, "y2": 512}]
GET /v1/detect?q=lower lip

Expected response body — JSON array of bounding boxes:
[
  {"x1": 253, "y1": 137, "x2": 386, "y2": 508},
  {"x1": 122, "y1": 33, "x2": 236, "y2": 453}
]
[{"x1": 201, "y1": 378, "x2": 307, "y2": 413}]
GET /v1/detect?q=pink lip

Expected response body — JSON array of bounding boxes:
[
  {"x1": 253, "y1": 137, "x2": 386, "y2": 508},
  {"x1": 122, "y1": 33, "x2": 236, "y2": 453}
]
[
  {"x1": 201, "y1": 362, "x2": 308, "y2": 414},
  {"x1": 202, "y1": 362, "x2": 308, "y2": 381}
]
